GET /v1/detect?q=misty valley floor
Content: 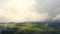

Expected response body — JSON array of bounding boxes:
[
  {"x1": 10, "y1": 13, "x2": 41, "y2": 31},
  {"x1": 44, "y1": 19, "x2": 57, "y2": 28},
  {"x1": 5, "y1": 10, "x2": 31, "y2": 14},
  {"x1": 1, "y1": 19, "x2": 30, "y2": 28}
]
[{"x1": 0, "y1": 23, "x2": 60, "y2": 34}]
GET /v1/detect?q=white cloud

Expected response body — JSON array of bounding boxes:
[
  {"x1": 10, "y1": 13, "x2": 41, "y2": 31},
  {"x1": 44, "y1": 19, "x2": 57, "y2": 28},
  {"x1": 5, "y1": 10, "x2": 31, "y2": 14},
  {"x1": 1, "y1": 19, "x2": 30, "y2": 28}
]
[
  {"x1": 52, "y1": 14, "x2": 60, "y2": 21},
  {"x1": 0, "y1": 0, "x2": 50, "y2": 22},
  {"x1": 0, "y1": 0, "x2": 60, "y2": 22}
]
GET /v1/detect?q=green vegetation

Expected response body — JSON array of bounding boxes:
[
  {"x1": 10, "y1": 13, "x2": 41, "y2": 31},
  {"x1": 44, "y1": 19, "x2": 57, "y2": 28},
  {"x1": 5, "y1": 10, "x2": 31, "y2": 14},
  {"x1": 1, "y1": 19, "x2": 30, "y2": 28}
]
[{"x1": 0, "y1": 24, "x2": 60, "y2": 34}]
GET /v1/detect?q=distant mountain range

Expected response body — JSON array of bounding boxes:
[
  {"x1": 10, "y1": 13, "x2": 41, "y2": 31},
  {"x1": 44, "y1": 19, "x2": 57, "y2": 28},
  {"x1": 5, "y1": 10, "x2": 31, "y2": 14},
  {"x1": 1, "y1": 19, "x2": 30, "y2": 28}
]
[{"x1": 0, "y1": 20, "x2": 60, "y2": 27}]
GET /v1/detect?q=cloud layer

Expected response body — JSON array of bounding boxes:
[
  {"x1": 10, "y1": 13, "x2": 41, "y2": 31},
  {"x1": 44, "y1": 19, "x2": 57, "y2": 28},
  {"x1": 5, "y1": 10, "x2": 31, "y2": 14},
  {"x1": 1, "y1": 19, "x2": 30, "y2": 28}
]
[
  {"x1": 0, "y1": 0, "x2": 60, "y2": 22},
  {"x1": 0, "y1": 0, "x2": 48, "y2": 22}
]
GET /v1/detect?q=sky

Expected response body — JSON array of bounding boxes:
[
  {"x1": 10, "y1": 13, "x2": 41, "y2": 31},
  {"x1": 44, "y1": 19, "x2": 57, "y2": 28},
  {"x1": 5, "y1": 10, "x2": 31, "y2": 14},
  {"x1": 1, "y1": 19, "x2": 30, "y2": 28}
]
[{"x1": 0, "y1": 0, "x2": 60, "y2": 22}]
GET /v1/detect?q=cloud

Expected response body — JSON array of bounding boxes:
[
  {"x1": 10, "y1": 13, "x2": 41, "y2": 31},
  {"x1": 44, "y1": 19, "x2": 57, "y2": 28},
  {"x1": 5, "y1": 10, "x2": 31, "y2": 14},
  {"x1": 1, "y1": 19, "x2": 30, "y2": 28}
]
[
  {"x1": 52, "y1": 14, "x2": 60, "y2": 21},
  {"x1": 36, "y1": 0, "x2": 60, "y2": 22},
  {"x1": 0, "y1": 0, "x2": 60, "y2": 22},
  {"x1": 37, "y1": 0, "x2": 60, "y2": 16},
  {"x1": 0, "y1": 0, "x2": 50, "y2": 22}
]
